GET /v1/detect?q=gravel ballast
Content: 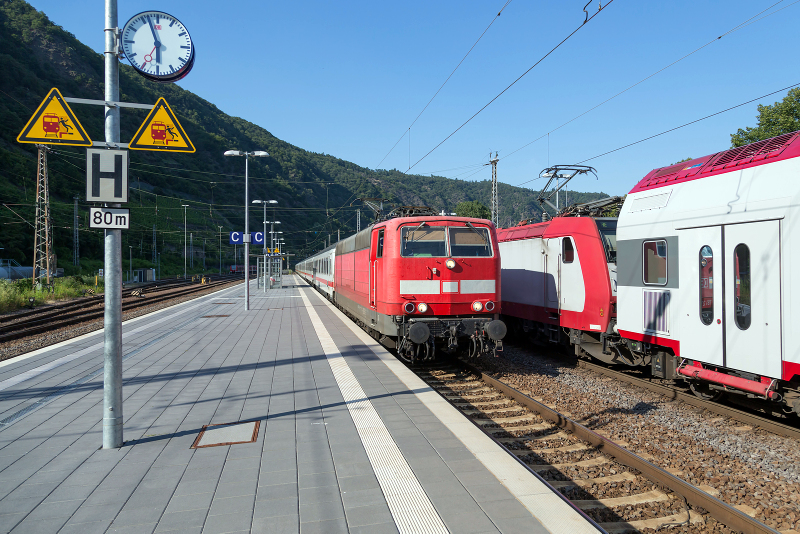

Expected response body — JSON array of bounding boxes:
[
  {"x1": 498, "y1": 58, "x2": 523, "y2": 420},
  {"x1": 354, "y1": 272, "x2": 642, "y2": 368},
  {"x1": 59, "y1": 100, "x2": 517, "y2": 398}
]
[{"x1": 474, "y1": 343, "x2": 800, "y2": 532}]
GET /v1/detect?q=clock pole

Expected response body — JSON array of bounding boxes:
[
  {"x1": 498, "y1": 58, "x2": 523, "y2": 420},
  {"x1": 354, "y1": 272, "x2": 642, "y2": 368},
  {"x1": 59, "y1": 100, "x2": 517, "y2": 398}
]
[{"x1": 102, "y1": 0, "x2": 124, "y2": 449}]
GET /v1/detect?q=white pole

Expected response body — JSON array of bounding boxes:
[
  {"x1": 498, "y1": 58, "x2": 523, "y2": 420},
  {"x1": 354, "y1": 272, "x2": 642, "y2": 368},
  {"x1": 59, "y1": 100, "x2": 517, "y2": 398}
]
[
  {"x1": 244, "y1": 156, "x2": 250, "y2": 310},
  {"x1": 102, "y1": 0, "x2": 123, "y2": 449}
]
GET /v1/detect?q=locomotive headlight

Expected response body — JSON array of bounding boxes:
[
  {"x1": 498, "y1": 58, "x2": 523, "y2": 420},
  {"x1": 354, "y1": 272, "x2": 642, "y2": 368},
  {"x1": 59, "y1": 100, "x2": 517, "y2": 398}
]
[
  {"x1": 417, "y1": 302, "x2": 428, "y2": 313},
  {"x1": 472, "y1": 301, "x2": 483, "y2": 312},
  {"x1": 484, "y1": 301, "x2": 495, "y2": 312},
  {"x1": 404, "y1": 302, "x2": 415, "y2": 314},
  {"x1": 701, "y1": 258, "x2": 708, "y2": 267},
  {"x1": 445, "y1": 259, "x2": 456, "y2": 270}
]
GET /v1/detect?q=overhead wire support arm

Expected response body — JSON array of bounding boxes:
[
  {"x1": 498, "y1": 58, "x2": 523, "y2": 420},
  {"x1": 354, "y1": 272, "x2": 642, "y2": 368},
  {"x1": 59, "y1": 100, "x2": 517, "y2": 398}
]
[
  {"x1": 536, "y1": 164, "x2": 597, "y2": 213},
  {"x1": 352, "y1": 198, "x2": 390, "y2": 221}
]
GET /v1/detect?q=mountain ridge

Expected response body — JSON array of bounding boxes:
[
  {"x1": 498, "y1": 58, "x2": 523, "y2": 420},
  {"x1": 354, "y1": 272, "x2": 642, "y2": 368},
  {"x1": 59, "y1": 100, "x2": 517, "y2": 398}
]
[{"x1": 0, "y1": 0, "x2": 610, "y2": 273}]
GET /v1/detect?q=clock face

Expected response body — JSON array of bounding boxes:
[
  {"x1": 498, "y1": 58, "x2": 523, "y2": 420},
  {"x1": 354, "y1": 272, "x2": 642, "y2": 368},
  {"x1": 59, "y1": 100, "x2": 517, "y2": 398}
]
[{"x1": 121, "y1": 11, "x2": 195, "y2": 82}]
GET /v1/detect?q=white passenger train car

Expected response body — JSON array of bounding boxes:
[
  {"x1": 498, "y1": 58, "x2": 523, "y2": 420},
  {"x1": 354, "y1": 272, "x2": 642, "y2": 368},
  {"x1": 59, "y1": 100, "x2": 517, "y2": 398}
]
[
  {"x1": 616, "y1": 131, "x2": 800, "y2": 411},
  {"x1": 296, "y1": 245, "x2": 336, "y2": 300}
]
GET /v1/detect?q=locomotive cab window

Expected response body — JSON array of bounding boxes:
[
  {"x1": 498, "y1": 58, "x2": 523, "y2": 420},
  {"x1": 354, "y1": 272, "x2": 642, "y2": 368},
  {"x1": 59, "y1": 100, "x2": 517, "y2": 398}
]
[
  {"x1": 449, "y1": 227, "x2": 492, "y2": 257},
  {"x1": 734, "y1": 244, "x2": 751, "y2": 330},
  {"x1": 596, "y1": 219, "x2": 618, "y2": 263},
  {"x1": 401, "y1": 226, "x2": 446, "y2": 257},
  {"x1": 643, "y1": 240, "x2": 667, "y2": 285},
  {"x1": 376, "y1": 229, "x2": 384, "y2": 258},
  {"x1": 699, "y1": 246, "x2": 713, "y2": 325},
  {"x1": 562, "y1": 237, "x2": 574, "y2": 263}
]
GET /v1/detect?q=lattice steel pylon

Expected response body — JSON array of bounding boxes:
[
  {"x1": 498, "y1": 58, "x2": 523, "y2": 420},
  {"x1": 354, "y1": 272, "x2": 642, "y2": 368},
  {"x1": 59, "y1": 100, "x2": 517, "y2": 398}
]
[
  {"x1": 73, "y1": 196, "x2": 79, "y2": 266},
  {"x1": 32, "y1": 145, "x2": 52, "y2": 287},
  {"x1": 490, "y1": 152, "x2": 499, "y2": 227}
]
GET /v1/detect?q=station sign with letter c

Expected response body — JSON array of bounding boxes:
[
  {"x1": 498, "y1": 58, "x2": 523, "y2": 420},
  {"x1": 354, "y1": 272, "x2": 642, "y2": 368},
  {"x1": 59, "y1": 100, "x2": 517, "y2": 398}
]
[{"x1": 230, "y1": 231, "x2": 264, "y2": 245}]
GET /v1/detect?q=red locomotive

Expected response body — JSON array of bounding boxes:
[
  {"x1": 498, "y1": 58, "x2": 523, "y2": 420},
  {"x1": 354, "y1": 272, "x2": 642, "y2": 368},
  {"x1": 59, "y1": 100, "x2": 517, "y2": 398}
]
[
  {"x1": 298, "y1": 207, "x2": 507, "y2": 363},
  {"x1": 229, "y1": 264, "x2": 257, "y2": 275}
]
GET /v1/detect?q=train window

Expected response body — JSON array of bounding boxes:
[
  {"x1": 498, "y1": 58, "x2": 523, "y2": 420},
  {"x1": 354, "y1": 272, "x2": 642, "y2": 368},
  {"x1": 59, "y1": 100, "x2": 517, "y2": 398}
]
[
  {"x1": 643, "y1": 240, "x2": 667, "y2": 285},
  {"x1": 449, "y1": 227, "x2": 492, "y2": 257},
  {"x1": 699, "y1": 246, "x2": 713, "y2": 325},
  {"x1": 401, "y1": 226, "x2": 447, "y2": 257},
  {"x1": 734, "y1": 244, "x2": 751, "y2": 330},
  {"x1": 562, "y1": 237, "x2": 574, "y2": 263},
  {"x1": 377, "y1": 229, "x2": 384, "y2": 258}
]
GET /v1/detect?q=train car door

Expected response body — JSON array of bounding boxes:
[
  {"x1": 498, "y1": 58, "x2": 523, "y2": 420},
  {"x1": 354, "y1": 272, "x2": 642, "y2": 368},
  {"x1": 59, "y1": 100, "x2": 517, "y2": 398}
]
[
  {"x1": 370, "y1": 228, "x2": 384, "y2": 311},
  {"x1": 724, "y1": 220, "x2": 782, "y2": 378},
  {"x1": 543, "y1": 239, "x2": 559, "y2": 310},
  {"x1": 677, "y1": 226, "x2": 724, "y2": 366},
  {"x1": 558, "y1": 236, "x2": 586, "y2": 313}
]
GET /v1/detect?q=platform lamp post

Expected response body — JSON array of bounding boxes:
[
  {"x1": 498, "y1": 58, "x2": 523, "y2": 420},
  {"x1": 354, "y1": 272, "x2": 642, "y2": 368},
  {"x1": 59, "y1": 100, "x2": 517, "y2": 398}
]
[
  {"x1": 265, "y1": 220, "x2": 280, "y2": 288},
  {"x1": 182, "y1": 205, "x2": 189, "y2": 279},
  {"x1": 157, "y1": 253, "x2": 161, "y2": 281},
  {"x1": 271, "y1": 230, "x2": 283, "y2": 287},
  {"x1": 253, "y1": 200, "x2": 277, "y2": 291},
  {"x1": 128, "y1": 246, "x2": 132, "y2": 284},
  {"x1": 276, "y1": 238, "x2": 285, "y2": 278},
  {"x1": 224, "y1": 150, "x2": 269, "y2": 310},
  {"x1": 218, "y1": 226, "x2": 223, "y2": 275}
]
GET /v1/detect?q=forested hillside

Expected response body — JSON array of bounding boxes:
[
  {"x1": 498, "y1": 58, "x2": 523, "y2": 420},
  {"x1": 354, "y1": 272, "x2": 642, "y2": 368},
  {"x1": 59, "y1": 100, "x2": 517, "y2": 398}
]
[{"x1": 0, "y1": 0, "x2": 609, "y2": 275}]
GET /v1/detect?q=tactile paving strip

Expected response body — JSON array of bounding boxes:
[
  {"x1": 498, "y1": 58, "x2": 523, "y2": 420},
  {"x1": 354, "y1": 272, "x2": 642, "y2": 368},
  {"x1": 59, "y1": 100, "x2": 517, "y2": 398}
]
[
  {"x1": 191, "y1": 421, "x2": 259, "y2": 448},
  {"x1": 300, "y1": 290, "x2": 449, "y2": 534}
]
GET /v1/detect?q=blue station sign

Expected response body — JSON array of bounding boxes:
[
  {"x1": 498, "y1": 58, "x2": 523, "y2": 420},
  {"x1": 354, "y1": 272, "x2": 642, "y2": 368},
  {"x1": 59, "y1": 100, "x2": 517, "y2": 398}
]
[{"x1": 229, "y1": 231, "x2": 265, "y2": 245}]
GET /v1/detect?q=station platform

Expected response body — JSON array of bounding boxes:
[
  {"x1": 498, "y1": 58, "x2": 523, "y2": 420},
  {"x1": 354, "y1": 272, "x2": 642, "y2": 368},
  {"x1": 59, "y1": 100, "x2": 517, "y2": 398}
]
[{"x1": 0, "y1": 276, "x2": 599, "y2": 534}]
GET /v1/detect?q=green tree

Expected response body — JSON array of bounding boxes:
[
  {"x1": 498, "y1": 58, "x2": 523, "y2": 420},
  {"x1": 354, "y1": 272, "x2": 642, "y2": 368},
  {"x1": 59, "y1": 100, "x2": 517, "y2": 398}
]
[
  {"x1": 454, "y1": 200, "x2": 491, "y2": 220},
  {"x1": 731, "y1": 88, "x2": 800, "y2": 147}
]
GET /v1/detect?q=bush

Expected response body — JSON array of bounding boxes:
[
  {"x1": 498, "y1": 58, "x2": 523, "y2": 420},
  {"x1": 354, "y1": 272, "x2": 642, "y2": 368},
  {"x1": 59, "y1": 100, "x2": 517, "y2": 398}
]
[{"x1": 0, "y1": 276, "x2": 104, "y2": 314}]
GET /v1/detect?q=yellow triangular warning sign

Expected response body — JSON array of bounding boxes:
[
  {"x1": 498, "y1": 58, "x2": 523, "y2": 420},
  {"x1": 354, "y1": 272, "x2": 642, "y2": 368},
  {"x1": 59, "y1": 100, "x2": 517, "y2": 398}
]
[
  {"x1": 128, "y1": 98, "x2": 195, "y2": 153},
  {"x1": 17, "y1": 88, "x2": 92, "y2": 146}
]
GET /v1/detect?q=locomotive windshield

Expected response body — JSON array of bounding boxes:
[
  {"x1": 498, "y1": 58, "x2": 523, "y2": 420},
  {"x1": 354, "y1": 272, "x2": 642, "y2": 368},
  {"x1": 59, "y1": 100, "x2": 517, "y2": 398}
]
[
  {"x1": 401, "y1": 227, "x2": 447, "y2": 257},
  {"x1": 400, "y1": 224, "x2": 494, "y2": 257},
  {"x1": 449, "y1": 227, "x2": 492, "y2": 257},
  {"x1": 595, "y1": 218, "x2": 618, "y2": 263}
]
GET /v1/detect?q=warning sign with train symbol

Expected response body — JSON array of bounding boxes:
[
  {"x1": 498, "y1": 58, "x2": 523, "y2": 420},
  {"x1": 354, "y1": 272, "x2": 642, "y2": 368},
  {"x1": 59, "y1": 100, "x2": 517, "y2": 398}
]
[
  {"x1": 17, "y1": 88, "x2": 92, "y2": 146},
  {"x1": 129, "y1": 97, "x2": 195, "y2": 153}
]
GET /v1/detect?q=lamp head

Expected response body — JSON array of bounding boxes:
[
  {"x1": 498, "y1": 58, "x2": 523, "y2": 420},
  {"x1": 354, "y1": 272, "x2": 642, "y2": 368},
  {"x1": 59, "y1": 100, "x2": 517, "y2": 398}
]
[
  {"x1": 253, "y1": 151, "x2": 269, "y2": 157},
  {"x1": 224, "y1": 150, "x2": 243, "y2": 156}
]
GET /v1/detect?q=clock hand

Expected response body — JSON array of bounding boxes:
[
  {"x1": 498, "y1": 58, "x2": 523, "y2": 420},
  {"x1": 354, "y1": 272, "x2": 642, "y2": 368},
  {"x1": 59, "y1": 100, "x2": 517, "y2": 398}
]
[
  {"x1": 142, "y1": 46, "x2": 156, "y2": 66},
  {"x1": 146, "y1": 16, "x2": 162, "y2": 63}
]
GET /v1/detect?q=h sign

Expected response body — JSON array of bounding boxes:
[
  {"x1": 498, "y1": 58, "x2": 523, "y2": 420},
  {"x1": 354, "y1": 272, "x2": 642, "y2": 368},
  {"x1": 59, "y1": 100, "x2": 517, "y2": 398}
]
[{"x1": 86, "y1": 149, "x2": 129, "y2": 203}]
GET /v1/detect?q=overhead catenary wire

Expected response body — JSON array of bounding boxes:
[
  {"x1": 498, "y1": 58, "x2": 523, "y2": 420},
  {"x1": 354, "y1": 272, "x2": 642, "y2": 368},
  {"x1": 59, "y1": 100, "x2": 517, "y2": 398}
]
[
  {"x1": 513, "y1": 81, "x2": 800, "y2": 187},
  {"x1": 574, "y1": 82, "x2": 800, "y2": 165},
  {"x1": 375, "y1": 0, "x2": 513, "y2": 170},
  {"x1": 500, "y1": 0, "x2": 798, "y2": 167},
  {"x1": 407, "y1": 0, "x2": 615, "y2": 173}
]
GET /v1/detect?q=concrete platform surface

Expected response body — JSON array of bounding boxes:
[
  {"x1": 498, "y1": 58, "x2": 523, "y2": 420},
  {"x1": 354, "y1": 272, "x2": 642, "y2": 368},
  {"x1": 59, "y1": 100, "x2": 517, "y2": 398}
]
[{"x1": 0, "y1": 276, "x2": 599, "y2": 534}]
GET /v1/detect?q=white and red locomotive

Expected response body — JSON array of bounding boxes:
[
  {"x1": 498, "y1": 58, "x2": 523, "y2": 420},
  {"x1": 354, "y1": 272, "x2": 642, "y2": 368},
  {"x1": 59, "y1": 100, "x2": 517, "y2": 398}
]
[
  {"x1": 499, "y1": 130, "x2": 800, "y2": 415},
  {"x1": 297, "y1": 207, "x2": 507, "y2": 362}
]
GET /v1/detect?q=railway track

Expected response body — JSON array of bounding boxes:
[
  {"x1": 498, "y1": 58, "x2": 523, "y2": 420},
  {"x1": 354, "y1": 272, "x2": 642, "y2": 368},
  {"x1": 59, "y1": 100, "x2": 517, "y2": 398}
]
[
  {"x1": 415, "y1": 359, "x2": 778, "y2": 534},
  {"x1": 572, "y1": 358, "x2": 800, "y2": 442},
  {"x1": 0, "y1": 275, "x2": 242, "y2": 343}
]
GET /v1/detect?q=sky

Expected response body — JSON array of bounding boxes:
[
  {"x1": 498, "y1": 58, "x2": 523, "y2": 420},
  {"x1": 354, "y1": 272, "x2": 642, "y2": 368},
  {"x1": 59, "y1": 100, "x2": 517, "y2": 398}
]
[{"x1": 25, "y1": 0, "x2": 800, "y2": 197}]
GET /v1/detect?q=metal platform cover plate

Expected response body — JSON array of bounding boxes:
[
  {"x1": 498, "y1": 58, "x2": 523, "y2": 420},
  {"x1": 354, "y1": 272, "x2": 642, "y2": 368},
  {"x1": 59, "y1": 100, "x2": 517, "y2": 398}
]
[{"x1": 192, "y1": 421, "x2": 259, "y2": 448}]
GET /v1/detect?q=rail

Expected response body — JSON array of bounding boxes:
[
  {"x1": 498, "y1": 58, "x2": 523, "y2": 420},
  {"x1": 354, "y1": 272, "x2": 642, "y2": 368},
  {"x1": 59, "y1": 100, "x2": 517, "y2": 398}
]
[{"x1": 461, "y1": 360, "x2": 779, "y2": 534}]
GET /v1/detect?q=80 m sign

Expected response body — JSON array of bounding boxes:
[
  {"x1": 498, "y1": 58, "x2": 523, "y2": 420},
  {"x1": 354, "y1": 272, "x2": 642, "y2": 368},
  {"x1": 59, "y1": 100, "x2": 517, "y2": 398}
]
[{"x1": 89, "y1": 207, "x2": 130, "y2": 229}]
